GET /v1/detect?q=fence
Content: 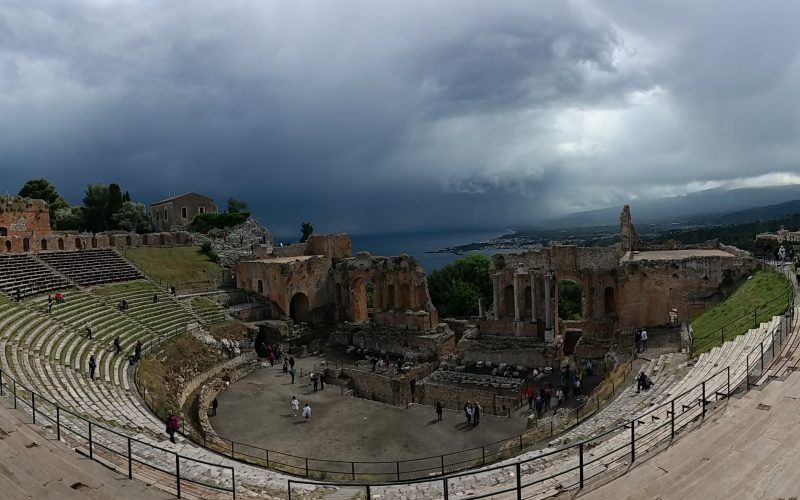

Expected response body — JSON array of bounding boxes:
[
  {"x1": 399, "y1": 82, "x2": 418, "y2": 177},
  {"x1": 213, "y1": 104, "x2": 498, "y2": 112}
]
[
  {"x1": 286, "y1": 303, "x2": 796, "y2": 498},
  {"x1": 0, "y1": 366, "x2": 236, "y2": 499},
  {"x1": 691, "y1": 288, "x2": 793, "y2": 355}
]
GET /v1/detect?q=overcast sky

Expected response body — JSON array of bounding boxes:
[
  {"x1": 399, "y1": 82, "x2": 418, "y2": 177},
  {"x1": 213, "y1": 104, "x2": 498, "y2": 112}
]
[{"x1": 2, "y1": 1, "x2": 800, "y2": 237}]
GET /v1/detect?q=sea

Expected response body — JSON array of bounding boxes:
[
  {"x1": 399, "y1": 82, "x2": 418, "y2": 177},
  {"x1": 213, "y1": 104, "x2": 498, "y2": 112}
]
[{"x1": 349, "y1": 229, "x2": 509, "y2": 273}]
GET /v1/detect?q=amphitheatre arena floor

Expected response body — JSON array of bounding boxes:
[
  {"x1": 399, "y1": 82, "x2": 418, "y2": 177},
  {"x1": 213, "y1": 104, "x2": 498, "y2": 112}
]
[{"x1": 211, "y1": 355, "x2": 530, "y2": 463}]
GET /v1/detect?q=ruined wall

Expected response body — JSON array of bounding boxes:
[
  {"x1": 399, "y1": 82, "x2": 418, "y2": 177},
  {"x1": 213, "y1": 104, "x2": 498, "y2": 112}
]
[
  {"x1": 457, "y1": 335, "x2": 562, "y2": 368},
  {"x1": 0, "y1": 231, "x2": 191, "y2": 254},
  {"x1": 330, "y1": 326, "x2": 455, "y2": 361},
  {"x1": 307, "y1": 233, "x2": 352, "y2": 260},
  {"x1": 416, "y1": 380, "x2": 516, "y2": 416},
  {"x1": 338, "y1": 363, "x2": 436, "y2": 406},
  {"x1": 617, "y1": 255, "x2": 762, "y2": 328},
  {"x1": 0, "y1": 197, "x2": 51, "y2": 237}
]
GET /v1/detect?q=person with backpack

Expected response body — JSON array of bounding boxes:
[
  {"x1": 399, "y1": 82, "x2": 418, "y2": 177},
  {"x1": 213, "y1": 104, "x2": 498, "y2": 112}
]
[
  {"x1": 166, "y1": 412, "x2": 180, "y2": 444},
  {"x1": 88, "y1": 355, "x2": 96, "y2": 380},
  {"x1": 435, "y1": 401, "x2": 443, "y2": 421}
]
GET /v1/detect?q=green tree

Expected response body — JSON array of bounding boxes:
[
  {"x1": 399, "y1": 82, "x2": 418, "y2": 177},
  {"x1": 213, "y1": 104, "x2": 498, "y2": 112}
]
[
  {"x1": 108, "y1": 183, "x2": 124, "y2": 225},
  {"x1": 112, "y1": 202, "x2": 152, "y2": 233},
  {"x1": 227, "y1": 198, "x2": 248, "y2": 213},
  {"x1": 557, "y1": 280, "x2": 582, "y2": 320},
  {"x1": 428, "y1": 254, "x2": 492, "y2": 317},
  {"x1": 81, "y1": 184, "x2": 111, "y2": 232},
  {"x1": 123, "y1": 191, "x2": 131, "y2": 202},
  {"x1": 366, "y1": 282, "x2": 374, "y2": 308},
  {"x1": 17, "y1": 178, "x2": 67, "y2": 222},
  {"x1": 52, "y1": 206, "x2": 84, "y2": 230},
  {"x1": 300, "y1": 221, "x2": 314, "y2": 243}
]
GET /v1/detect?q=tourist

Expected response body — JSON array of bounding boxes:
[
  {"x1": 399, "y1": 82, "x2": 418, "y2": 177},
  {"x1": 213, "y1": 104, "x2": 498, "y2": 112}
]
[
  {"x1": 635, "y1": 328, "x2": 642, "y2": 354},
  {"x1": 371, "y1": 357, "x2": 378, "y2": 372},
  {"x1": 473, "y1": 402, "x2": 481, "y2": 426},
  {"x1": 85, "y1": 321, "x2": 93, "y2": 340},
  {"x1": 15, "y1": 288, "x2": 21, "y2": 302},
  {"x1": 289, "y1": 356, "x2": 295, "y2": 370},
  {"x1": 290, "y1": 367, "x2": 296, "y2": 384},
  {"x1": 641, "y1": 328, "x2": 648, "y2": 352},
  {"x1": 114, "y1": 336, "x2": 121, "y2": 355},
  {"x1": 291, "y1": 396, "x2": 300, "y2": 417},
  {"x1": 526, "y1": 385, "x2": 535, "y2": 410},
  {"x1": 283, "y1": 359, "x2": 289, "y2": 375},
  {"x1": 585, "y1": 360, "x2": 593, "y2": 376},
  {"x1": 311, "y1": 372, "x2": 318, "y2": 392},
  {"x1": 555, "y1": 387, "x2": 564, "y2": 407},
  {"x1": 544, "y1": 383, "x2": 553, "y2": 411},
  {"x1": 574, "y1": 378, "x2": 582, "y2": 396},
  {"x1": 435, "y1": 401, "x2": 443, "y2": 421},
  {"x1": 47, "y1": 295, "x2": 54, "y2": 313},
  {"x1": 636, "y1": 371, "x2": 648, "y2": 393},
  {"x1": 319, "y1": 372, "x2": 324, "y2": 390},
  {"x1": 303, "y1": 403, "x2": 312, "y2": 422},
  {"x1": 211, "y1": 397, "x2": 218, "y2": 416},
  {"x1": 88, "y1": 354, "x2": 96, "y2": 380},
  {"x1": 534, "y1": 395, "x2": 543, "y2": 419},
  {"x1": 377, "y1": 358, "x2": 385, "y2": 372},
  {"x1": 464, "y1": 402, "x2": 473, "y2": 424},
  {"x1": 166, "y1": 412, "x2": 180, "y2": 444},
  {"x1": 55, "y1": 291, "x2": 64, "y2": 304},
  {"x1": 152, "y1": 293, "x2": 159, "y2": 304}
]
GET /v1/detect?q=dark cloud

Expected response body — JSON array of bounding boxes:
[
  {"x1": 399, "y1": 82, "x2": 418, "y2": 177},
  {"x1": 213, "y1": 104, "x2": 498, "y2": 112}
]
[{"x1": 1, "y1": 1, "x2": 799, "y2": 237}]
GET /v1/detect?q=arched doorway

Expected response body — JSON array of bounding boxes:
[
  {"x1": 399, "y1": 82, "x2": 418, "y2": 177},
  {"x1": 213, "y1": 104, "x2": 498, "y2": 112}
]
[
  {"x1": 502, "y1": 285, "x2": 515, "y2": 317},
  {"x1": 91, "y1": 236, "x2": 98, "y2": 248},
  {"x1": 0, "y1": 227, "x2": 7, "y2": 236},
  {"x1": 400, "y1": 283, "x2": 411, "y2": 309},
  {"x1": 387, "y1": 284, "x2": 396, "y2": 309},
  {"x1": 125, "y1": 235, "x2": 132, "y2": 246},
  {"x1": 39, "y1": 239, "x2": 46, "y2": 251},
  {"x1": 257, "y1": 280, "x2": 264, "y2": 294},
  {"x1": 108, "y1": 235, "x2": 116, "y2": 247},
  {"x1": 57, "y1": 238, "x2": 64, "y2": 250},
  {"x1": 289, "y1": 293, "x2": 310, "y2": 323},
  {"x1": 557, "y1": 279, "x2": 583, "y2": 320},
  {"x1": 74, "y1": 237, "x2": 82, "y2": 250},
  {"x1": 4, "y1": 241, "x2": 11, "y2": 252},
  {"x1": 23, "y1": 238, "x2": 30, "y2": 252},
  {"x1": 142, "y1": 235, "x2": 149, "y2": 245},
  {"x1": 604, "y1": 287, "x2": 615, "y2": 315}
]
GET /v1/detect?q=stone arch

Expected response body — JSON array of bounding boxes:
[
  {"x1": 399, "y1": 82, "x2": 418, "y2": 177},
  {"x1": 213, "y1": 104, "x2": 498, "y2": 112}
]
[
  {"x1": 387, "y1": 284, "x2": 396, "y2": 309},
  {"x1": 4, "y1": 240, "x2": 11, "y2": 252},
  {"x1": 125, "y1": 235, "x2": 132, "y2": 246},
  {"x1": 604, "y1": 286, "x2": 615, "y2": 315},
  {"x1": 0, "y1": 227, "x2": 6, "y2": 237},
  {"x1": 91, "y1": 236, "x2": 98, "y2": 248},
  {"x1": 289, "y1": 292, "x2": 310, "y2": 323},
  {"x1": 108, "y1": 235, "x2": 116, "y2": 247},
  {"x1": 39, "y1": 239, "x2": 46, "y2": 251},
  {"x1": 400, "y1": 283, "x2": 411, "y2": 309},
  {"x1": 557, "y1": 279, "x2": 583, "y2": 320},
  {"x1": 257, "y1": 279, "x2": 264, "y2": 294},
  {"x1": 502, "y1": 284, "x2": 515, "y2": 317},
  {"x1": 57, "y1": 238, "x2": 64, "y2": 251},
  {"x1": 74, "y1": 237, "x2": 82, "y2": 250},
  {"x1": 23, "y1": 238, "x2": 30, "y2": 252}
]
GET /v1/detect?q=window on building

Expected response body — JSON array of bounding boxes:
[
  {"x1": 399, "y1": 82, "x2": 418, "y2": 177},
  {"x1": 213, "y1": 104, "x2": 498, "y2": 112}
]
[
  {"x1": 199, "y1": 206, "x2": 206, "y2": 214},
  {"x1": 155, "y1": 211, "x2": 159, "y2": 221},
  {"x1": 164, "y1": 209, "x2": 168, "y2": 221},
  {"x1": 181, "y1": 207, "x2": 188, "y2": 219}
]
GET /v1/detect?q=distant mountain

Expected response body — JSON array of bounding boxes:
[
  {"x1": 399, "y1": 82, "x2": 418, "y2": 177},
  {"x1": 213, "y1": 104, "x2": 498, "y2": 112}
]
[{"x1": 525, "y1": 185, "x2": 800, "y2": 230}]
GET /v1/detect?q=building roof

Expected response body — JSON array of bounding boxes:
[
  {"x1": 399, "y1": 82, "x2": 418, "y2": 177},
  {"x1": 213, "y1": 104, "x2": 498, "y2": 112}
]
[{"x1": 150, "y1": 192, "x2": 214, "y2": 206}]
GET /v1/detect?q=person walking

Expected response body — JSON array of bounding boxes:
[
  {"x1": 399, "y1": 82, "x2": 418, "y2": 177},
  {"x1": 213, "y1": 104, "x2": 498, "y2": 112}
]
[
  {"x1": 473, "y1": 402, "x2": 481, "y2": 426},
  {"x1": 641, "y1": 328, "x2": 648, "y2": 352},
  {"x1": 302, "y1": 403, "x2": 312, "y2": 422},
  {"x1": 283, "y1": 359, "x2": 289, "y2": 376},
  {"x1": 435, "y1": 401, "x2": 443, "y2": 421},
  {"x1": 85, "y1": 321, "x2": 93, "y2": 340},
  {"x1": 526, "y1": 385, "x2": 535, "y2": 410},
  {"x1": 166, "y1": 412, "x2": 180, "y2": 444},
  {"x1": 534, "y1": 395, "x2": 543, "y2": 419},
  {"x1": 114, "y1": 336, "x2": 121, "y2": 355},
  {"x1": 291, "y1": 396, "x2": 300, "y2": 417},
  {"x1": 290, "y1": 367, "x2": 296, "y2": 384},
  {"x1": 47, "y1": 295, "x2": 53, "y2": 313},
  {"x1": 635, "y1": 328, "x2": 642, "y2": 354},
  {"x1": 211, "y1": 397, "x2": 219, "y2": 416},
  {"x1": 88, "y1": 355, "x2": 96, "y2": 380},
  {"x1": 289, "y1": 356, "x2": 295, "y2": 370},
  {"x1": 319, "y1": 372, "x2": 324, "y2": 390},
  {"x1": 464, "y1": 402, "x2": 473, "y2": 425},
  {"x1": 311, "y1": 372, "x2": 318, "y2": 392}
]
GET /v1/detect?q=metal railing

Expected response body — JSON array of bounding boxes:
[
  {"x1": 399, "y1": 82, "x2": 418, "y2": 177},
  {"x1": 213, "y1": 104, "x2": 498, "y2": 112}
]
[
  {"x1": 0, "y1": 366, "x2": 236, "y2": 499},
  {"x1": 691, "y1": 288, "x2": 793, "y2": 355},
  {"x1": 285, "y1": 302, "x2": 796, "y2": 498}
]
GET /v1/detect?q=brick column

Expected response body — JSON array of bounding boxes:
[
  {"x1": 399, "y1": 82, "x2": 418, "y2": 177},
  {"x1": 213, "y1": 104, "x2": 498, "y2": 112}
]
[{"x1": 492, "y1": 273, "x2": 500, "y2": 320}]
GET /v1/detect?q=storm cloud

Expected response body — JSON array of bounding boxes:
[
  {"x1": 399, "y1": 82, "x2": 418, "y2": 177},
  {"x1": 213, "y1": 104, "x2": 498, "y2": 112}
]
[{"x1": 2, "y1": 1, "x2": 800, "y2": 237}]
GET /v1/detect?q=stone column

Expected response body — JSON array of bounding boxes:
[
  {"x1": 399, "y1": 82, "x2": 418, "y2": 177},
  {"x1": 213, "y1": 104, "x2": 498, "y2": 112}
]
[
  {"x1": 544, "y1": 271, "x2": 554, "y2": 341},
  {"x1": 513, "y1": 272, "x2": 521, "y2": 321},
  {"x1": 530, "y1": 270, "x2": 537, "y2": 323},
  {"x1": 492, "y1": 273, "x2": 500, "y2": 320}
]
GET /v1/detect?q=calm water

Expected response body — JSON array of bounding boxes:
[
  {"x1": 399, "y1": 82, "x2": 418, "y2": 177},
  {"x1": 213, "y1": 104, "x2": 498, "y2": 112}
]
[{"x1": 350, "y1": 229, "x2": 507, "y2": 272}]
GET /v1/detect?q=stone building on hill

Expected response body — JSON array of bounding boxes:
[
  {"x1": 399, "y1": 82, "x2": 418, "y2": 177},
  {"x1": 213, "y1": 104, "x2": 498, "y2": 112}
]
[{"x1": 149, "y1": 192, "x2": 217, "y2": 231}]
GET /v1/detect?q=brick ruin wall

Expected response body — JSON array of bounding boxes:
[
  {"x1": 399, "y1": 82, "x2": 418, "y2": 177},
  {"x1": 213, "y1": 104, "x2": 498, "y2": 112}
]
[
  {"x1": 1, "y1": 231, "x2": 193, "y2": 253},
  {"x1": 328, "y1": 327, "x2": 456, "y2": 361},
  {"x1": 0, "y1": 198, "x2": 51, "y2": 237}
]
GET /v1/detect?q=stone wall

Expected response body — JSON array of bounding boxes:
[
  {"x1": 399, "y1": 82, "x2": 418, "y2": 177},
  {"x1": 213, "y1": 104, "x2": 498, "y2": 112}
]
[
  {"x1": 336, "y1": 363, "x2": 436, "y2": 407},
  {"x1": 457, "y1": 334, "x2": 563, "y2": 369},
  {"x1": 416, "y1": 375, "x2": 517, "y2": 416},
  {"x1": 0, "y1": 230, "x2": 192, "y2": 254},
  {"x1": 0, "y1": 197, "x2": 51, "y2": 237}
]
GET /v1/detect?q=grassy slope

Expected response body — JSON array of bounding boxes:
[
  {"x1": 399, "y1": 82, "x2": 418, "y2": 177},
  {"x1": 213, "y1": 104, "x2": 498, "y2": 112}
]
[
  {"x1": 692, "y1": 270, "x2": 793, "y2": 354},
  {"x1": 123, "y1": 246, "x2": 221, "y2": 288}
]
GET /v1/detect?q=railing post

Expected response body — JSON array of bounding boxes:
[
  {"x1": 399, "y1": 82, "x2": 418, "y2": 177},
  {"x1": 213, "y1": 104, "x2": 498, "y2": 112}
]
[
  {"x1": 579, "y1": 442, "x2": 584, "y2": 488},
  {"x1": 266, "y1": 449, "x2": 270, "y2": 468},
  {"x1": 56, "y1": 406, "x2": 60, "y2": 441},
  {"x1": 516, "y1": 462, "x2": 522, "y2": 500},
  {"x1": 31, "y1": 392, "x2": 35, "y2": 424},
  {"x1": 760, "y1": 342, "x2": 764, "y2": 371},
  {"x1": 396, "y1": 461, "x2": 400, "y2": 481},
  {"x1": 519, "y1": 434, "x2": 523, "y2": 450},
  {"x1": 231, "y1": 440, "x2": 234, "y2": 458},
  {"x1": 754, "y1": 308, "x2": 758, "y2": 328},
  {"x1": 12, "y1": 379, "x2": 16, "y2": 409},
  {"x1": 670, "y1": 400, "x2": 675, "y2": 440},
  {"x1": 232, "y1": 468, "x2": 236, "y2": 500},
  {"x1": 351, "y1": 462, "x2": 355, "y2": 480},
  {"x1": 727, "y1": 366, "x2": 731, "y2": 397},
  {"x1": 128, "y1": 437, "x2": 132, "y2": 479},
  {"x1": 305, "y1": 457, "x2": 309, "y2": 477},
  {"x1": 482, "y1": 446, "x2": 486, "y2": 465},
  {"x1": 441, "y1": 455, "x2": 445, "y2": 475},
  {"x1": 702, "y1": 382, "x2": 706, "y2": 417},
  {"x1": 88, "y1": 422, "x2": 93, "y2": 459},
  {"x1": 175, "y1": 454, "x2": 181, "y2": 498},
  {"x1": 576, "y1": 405, "x2": 580, "y2": 423},
  {"x1": 0, "y1": 369, "x2": 3, "y2": 395},
  {"x1": 443, "y1": 477, "x2": 449, "y2": 500},
  {"x1": 630, "y1": 420, "x2": 635, "y2": 462},
  {"x1": 366, "y1": 485, "x2": 371, "y2": 499}
]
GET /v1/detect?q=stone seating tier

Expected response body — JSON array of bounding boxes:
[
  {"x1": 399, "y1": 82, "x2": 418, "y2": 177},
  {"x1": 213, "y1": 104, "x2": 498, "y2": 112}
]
[
  {"x1": 0, "y1": 254, "x2": 71, "y2": 298},
  {"x1": 37, "y1": 248, "x2": 142, "y2": 286}
]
